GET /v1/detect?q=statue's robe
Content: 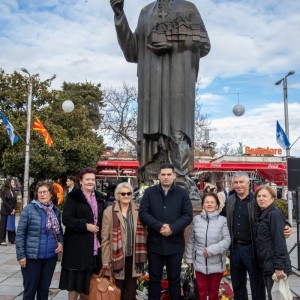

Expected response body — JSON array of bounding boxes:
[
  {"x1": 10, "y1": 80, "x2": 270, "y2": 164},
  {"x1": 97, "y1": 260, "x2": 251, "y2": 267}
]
[{"x1": 114, "y1": 0, "x2": 210, "y2": 176}]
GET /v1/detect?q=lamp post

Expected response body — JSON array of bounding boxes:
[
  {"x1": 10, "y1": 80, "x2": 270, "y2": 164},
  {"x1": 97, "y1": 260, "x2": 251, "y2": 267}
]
[
  {"x1": 275, "y1": 70, "x2": 295, "y2": 226},
  {"x1": 275, "y1": 70, "x2": 295, "y2": 157},
  {"x1": 21, "y1": 69, "x2": 56, "y2": 207},
  {"x1": 21, "y1": 68, "x2": 32, "y2": 207}
]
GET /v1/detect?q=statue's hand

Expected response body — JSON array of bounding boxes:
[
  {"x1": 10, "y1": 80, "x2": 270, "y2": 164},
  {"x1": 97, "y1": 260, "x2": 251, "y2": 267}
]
[
  {"x1": 147, "y1": 42, "x2": 173, "y2": 54},
  {"x1": 110, "y1": 0, "x2": 124, "y2": 17}
]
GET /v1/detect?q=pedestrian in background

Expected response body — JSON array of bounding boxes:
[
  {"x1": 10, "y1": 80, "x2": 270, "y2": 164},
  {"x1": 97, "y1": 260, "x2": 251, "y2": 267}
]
[
  {"x1": 186, "y1": 192, "x2": 231, "y2": 300},
  {"x1": 101, "y1": 182, "x2": 147, "y2": 300},
  {"x1": 16, "y1": 182, "x2": 63, "y2": 300},
  {"x1": 255, "y1": 185, "x2": 292, "y2": 299},
  {"x1": 216, "y1": 181, "x2": 226, "y2": 211},
  {"x1": 139, "y1": 162, "x2": 193, "y2": 300},
  {"x1": 66, "y1": 175, "x2": 77, "y2": 194},
  {"x1": 0, "y1": 178, "x2": 17, "y2": 245},
  {"x1": 59, "y1": 167, "x2": 105, "y2": 300}
]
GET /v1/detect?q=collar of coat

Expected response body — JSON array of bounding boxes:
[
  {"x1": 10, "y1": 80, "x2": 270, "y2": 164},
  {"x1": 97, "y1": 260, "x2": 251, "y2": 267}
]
[
  {"x1": 68, "y1": 188, "x2": 103, "y2": 203},
  {"x1": 158, "y1": 182, "x2": 176, "y2": 193},
  {"x1": 200, "y1": 210, "x2": 220, "y2": 220},
  {"x1": 257, "y1": 203, "x2": 276, "y2": 220}
]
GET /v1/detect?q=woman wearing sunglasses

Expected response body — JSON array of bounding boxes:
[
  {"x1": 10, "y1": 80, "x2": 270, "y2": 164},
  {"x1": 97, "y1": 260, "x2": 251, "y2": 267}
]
[
  {"x1": 16, "y1": 181, "x2": 63, "y2": 300},
  {"x1": 101, "y1": 182, "x2": 147, "y2": 300}
]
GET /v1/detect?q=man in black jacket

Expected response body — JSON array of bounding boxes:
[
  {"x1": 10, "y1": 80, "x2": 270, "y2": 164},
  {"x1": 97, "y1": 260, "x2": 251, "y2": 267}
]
[{"x1": 139, "y1": 163, "x2": 193, "y2": 300}]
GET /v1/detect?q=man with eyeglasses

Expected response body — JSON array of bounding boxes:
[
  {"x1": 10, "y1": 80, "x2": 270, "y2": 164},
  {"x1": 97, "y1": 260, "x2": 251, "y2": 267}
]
[{"x1": 139, "y1": 162, "x2": 193, "y2": 300}]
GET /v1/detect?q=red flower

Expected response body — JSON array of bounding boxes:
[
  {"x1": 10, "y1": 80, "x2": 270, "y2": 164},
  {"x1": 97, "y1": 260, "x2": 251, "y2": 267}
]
[
  {"x1": 161, "y1": 279, "x2": 169, "y2": 290},
  {"x1": 161, "y1": 293, "x2": 170, "y2": 300}
]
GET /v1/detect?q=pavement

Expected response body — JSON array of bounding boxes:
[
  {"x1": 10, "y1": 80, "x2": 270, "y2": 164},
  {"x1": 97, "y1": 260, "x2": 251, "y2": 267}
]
[{"x1": 0, "y1": 217, "x2": 299, "y2": 299}]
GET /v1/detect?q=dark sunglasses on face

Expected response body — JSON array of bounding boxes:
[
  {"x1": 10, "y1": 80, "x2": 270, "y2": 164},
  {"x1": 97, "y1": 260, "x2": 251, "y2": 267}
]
[{"x1": 119, "y1": 192, "x2": 132, "y2": 197}]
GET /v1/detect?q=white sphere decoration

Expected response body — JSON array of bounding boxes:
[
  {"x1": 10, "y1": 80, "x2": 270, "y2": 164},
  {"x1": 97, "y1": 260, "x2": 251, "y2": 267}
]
[
  {"x1": 62, "y1": 100, "x2": 74, "y2": 113},
  {"x1": 232, "y1": 104, "x2": 245, "y2": 117}
]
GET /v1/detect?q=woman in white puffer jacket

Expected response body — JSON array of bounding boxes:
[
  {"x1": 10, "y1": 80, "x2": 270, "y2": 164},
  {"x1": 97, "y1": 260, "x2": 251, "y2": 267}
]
[{"x1": 186, "y1": 192, "x2": 231, "y2": 300}]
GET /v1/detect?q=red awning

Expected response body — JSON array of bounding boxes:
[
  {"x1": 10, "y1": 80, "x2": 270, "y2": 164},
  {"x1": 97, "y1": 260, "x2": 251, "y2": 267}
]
[
  {"x1": 96, "y1": 160, "x2": 287, "y2": 185},
  {"x1": 193, "y1": 162, "x2": 287, "y2": 185},
  {"x1": 97, "y1": 160, "x2": 139, "y2": 169}
]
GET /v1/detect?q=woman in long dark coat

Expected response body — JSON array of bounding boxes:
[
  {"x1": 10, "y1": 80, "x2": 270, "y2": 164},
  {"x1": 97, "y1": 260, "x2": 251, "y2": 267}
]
[
  {"x1": 0, "y1": 178, "x2": 17, "y2": 245},
  {"x1": 255, "y1": 185, "x2": 292, "y2": 299},
  {"x1": 59, "y1": 167, "x2": 105, "y2": 300}
]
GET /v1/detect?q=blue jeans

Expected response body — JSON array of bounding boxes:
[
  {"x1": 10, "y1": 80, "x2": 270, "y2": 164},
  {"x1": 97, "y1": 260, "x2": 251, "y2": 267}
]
[
  {"x1": 148, "y1": 251, "x2": 183, "y2": 300},
  {"x1": 21, "y1": 256, "x2": 57, "y2": 300},
  {"x1": 230, "y1": 244, "x2": 266, "y2": 300}
]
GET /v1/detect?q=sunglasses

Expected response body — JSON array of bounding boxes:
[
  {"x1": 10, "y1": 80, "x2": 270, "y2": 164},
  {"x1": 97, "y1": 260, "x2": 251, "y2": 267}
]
[{"x1": 119, "y1": 192, "x2": 132, "y2": 197}]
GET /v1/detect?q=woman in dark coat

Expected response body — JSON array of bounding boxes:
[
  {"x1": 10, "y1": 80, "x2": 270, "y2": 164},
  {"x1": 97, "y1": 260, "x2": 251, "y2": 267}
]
[
  {"x1": 59, "y1": 167, "x2": 105, "y2": 300},
  {"x1": 255, "y1": 185, "x2": 292, "y2": 300},
  {"x1": 0, "y1": 178, "x2": 17, "y2": 245}
]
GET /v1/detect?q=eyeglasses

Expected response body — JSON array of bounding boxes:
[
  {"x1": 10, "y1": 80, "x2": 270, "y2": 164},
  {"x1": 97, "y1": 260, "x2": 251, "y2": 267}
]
[
  {"x1": 38, "y1": 190, "x2": 49, "y2": 195},
  {"x1": 118, "y1": 192, "x2": 132, "y2": 197}
]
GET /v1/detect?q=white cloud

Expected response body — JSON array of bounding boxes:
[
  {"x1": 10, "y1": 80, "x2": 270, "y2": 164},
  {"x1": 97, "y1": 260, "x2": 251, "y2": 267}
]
[{"x1": 1, "y1": 0, "x2": 300, "y2": 154}]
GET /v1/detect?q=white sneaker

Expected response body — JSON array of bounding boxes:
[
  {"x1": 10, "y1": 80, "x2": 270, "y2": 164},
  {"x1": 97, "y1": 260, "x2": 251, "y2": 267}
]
[{"x1": 0, "y1": 242, "x2": 7, "y2": 246}]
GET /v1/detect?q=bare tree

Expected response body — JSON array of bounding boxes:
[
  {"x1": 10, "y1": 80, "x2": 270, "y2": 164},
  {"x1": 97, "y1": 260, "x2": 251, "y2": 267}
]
[
  {"x1": 99, "y1": 82, "x2": 213, "y2": 156},
  {"x1": 216, "y1": 142, "x2": 238, "y2": 156},
  {"x1": 98, "y1": 83, "x2": 138, "y2": 154},
  {"x1": 194, "y1": 101, "x2": 212, "y2": 151}
]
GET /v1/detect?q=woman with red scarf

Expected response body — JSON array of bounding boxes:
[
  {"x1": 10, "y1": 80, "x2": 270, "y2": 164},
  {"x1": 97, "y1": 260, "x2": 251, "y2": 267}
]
[{"x1": 101, "y1": 182, "x2": 147, "y2": 300}]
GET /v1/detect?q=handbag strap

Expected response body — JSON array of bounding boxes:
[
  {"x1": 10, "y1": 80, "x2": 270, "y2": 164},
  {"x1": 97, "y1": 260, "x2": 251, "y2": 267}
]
[
  {"x1": 98, "y1": 266, "x2": 116, "y2": 285},
  {"x1": 50, "y1": 223, "x2": 59, "y2": 245}
]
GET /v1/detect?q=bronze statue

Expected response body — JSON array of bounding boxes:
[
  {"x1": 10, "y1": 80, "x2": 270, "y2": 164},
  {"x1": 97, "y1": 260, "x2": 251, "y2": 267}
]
[{"x1": 110, "y1": 0, "x2": 210, "y2": 200}]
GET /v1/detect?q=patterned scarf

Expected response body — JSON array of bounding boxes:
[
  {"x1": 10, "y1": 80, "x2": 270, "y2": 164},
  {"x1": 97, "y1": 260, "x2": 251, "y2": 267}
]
[
  {"x1": 112, "y1": 203, "x2": 147, "y2": 272},
  {"x1": 82, "y1": 189, "x2": 101, "y2": 255},
  {"x1": 39, "y1": 201, "x2": 60, "y2": 235}
]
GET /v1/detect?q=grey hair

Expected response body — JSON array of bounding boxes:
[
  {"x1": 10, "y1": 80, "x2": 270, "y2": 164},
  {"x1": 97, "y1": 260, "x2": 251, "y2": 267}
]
[
  {"x1": 114, "y1": 182, "x2": 134, "y2": 199},
  {"x1": 232, "y1": 171, "x2": 250, "y2": 182}
]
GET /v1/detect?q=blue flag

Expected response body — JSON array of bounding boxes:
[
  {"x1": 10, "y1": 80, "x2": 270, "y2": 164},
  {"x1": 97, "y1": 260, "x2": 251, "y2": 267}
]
[
  {"x1": 0, "y1": 112, "x2": 19, "y2": 145},
  {"x1": 276, "y1": 121, "x2": 290, "y2": 150}
]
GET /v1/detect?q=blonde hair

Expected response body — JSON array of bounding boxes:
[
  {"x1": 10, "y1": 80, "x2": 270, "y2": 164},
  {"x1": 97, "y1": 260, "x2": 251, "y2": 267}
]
[{"x1": 114, "y1": 182, "x2": 134, "y2": 200}]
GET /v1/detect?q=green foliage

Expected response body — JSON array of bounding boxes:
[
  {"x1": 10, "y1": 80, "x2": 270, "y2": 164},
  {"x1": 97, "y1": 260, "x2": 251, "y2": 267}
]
[
  {"x1": 274, "y1": 199, "x2": 288, "y2": 219},
  {"x1": 0, "y1": 68, "x2": 105, "y2": 180}
]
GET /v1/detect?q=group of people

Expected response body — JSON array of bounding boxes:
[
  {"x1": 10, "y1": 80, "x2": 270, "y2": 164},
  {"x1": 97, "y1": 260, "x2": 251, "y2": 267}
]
[{"x1": 1, "y1": 165, "x2": 290, "y2": 300}]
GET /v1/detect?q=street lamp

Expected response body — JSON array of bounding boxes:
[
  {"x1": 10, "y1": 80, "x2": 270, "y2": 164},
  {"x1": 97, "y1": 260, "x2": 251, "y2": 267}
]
[
  {"x1": 62, "y1": 100, "x2": 75, "y2": 113},
  {"x1": 21, "y1": 69, "x2": 56, "y2": 207},
  {"x1": 21, "y1": 68, "x2": 33, "y2": 207},
  {"x1": 275, "y1": 70, "x2": 295, "y2": 157}
]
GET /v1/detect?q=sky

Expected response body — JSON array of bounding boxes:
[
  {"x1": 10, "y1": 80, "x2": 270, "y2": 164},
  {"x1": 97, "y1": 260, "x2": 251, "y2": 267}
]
[{"x1": 1, "y1": 0, "x2": 300, "y2": 157}]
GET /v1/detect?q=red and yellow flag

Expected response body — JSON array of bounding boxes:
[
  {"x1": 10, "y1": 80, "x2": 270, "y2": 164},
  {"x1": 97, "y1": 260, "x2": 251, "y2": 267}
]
[{"x1": 32, "y1": 118, "x2": 54, "y2": 147}]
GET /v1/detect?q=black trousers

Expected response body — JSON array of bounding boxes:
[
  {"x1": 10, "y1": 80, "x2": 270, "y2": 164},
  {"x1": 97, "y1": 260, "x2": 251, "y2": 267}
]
[
  {"x1": 21, "y1": 256, "x2": 57, "y2": 300},
  {"x1": 0, "y1": 214, "x2": 16, "y2": 243},
  {"x1": 148, "y1": 251, "x2": 183, "y2": 300},
  {"x1": 115, "y1": 256, "x2": 137, "y2": 300},
  {"x1": 230, "y1": 244, "x2": 266, "y2": 300}
]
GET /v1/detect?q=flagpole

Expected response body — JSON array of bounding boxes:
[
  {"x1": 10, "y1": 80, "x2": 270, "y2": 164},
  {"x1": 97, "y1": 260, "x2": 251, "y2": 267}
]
[
  {"x1": 21, "y1": 68, "x2": 33, "y2": 207},
  {"x1": 12, "y1": 128, "x2": 26, "y2": 144}
]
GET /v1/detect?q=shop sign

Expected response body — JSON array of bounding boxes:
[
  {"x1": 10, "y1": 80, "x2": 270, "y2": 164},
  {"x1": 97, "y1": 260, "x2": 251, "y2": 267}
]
[{"x1": 244, "y1": 146, "x2": 282, "y2": 156}]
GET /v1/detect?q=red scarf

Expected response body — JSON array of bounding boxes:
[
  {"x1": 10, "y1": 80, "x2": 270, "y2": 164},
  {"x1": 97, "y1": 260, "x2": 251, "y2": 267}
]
[{"x1": 111, "y1": 204, "x2": 147, "y2": 272}]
